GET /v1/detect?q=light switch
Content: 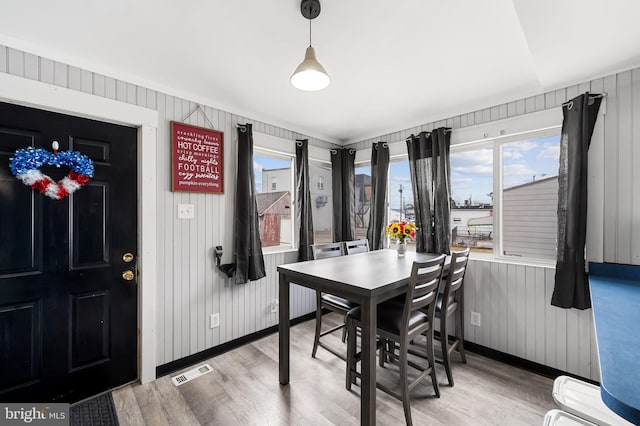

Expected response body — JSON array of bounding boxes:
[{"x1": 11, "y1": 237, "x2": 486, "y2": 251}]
[{"x1": 177, "y1": 204, "x2": 194, "y2": 219}]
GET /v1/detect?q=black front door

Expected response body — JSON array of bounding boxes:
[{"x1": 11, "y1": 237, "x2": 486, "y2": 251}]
[{"x1": 0, "y1": 101, "x2": 138, "y2": 402}]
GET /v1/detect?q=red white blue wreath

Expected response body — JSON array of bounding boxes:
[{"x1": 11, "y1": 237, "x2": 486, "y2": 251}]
[{"x1": 9, "y1": 142, "x2": 94, "y2": 200}]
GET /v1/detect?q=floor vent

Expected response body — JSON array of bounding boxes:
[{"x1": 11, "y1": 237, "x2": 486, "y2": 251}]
[{"x1": 171, "y1": 363, "x2": 213, "y2": 386}]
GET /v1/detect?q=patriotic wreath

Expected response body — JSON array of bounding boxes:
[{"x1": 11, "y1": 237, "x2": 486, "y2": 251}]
[{"x1": 9, "y1": 145, "x2": 94, "y2": 200}]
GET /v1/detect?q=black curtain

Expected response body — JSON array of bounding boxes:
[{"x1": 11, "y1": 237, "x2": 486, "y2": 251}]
[
  {"x1": 330, "y1": 148, "x2": 356, "y2": 242},
  {"x1": 551, "y1": 93, "x2": 602, "y2": 309},
  {"x1": 234, "y1": 124, "x2": 266, "y2": 284},
  {"x1": 406, "y1": 128, "x2": 451, "y2": 254},
  {"x1": 367, "y1": 142, "x2": 389, "y2": 250},
  {"x1": 296, "y1": 139, "x2": 314, "y2": 261}
]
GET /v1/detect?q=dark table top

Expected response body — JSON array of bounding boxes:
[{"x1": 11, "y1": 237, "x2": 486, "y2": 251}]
[
  {"x1": 277, "y1": 249, "x2": 444, "y2": 299},
  {"x1": 589, "y1": 262, "x2": 640, "y2": 425}
]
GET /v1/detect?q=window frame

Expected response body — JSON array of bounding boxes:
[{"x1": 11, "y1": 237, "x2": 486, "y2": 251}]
[
  {"x1": 351, "y1": 109, "x2": 571, "y2": 266},
  {"x1": 253, "y1": 146, "x2": 296, "y2": 253},
  {"x1": 451, "y1": 127, "x2": 561, "y2": 265},
  {"x1": 492, "y1": 127, "x2": 562, "y2": 264},
  {"x1": 252, "y1": 131, "x2": 335, "y2": 255}
]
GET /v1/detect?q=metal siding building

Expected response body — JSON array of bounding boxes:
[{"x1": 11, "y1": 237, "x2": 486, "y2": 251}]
[{"x1": 502, "y1": 176, "x2": 558, "y2": 261}]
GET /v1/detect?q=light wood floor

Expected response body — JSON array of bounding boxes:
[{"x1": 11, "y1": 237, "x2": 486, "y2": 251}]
[{"x1": 113, "y1": 313, "x2": 555, "y2": 425}]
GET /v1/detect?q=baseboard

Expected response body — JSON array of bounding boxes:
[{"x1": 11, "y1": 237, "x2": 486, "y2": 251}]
[
  {"x1": 156, "y1": 311, "x2": 317, "y2": 378},
  {"x1": 461, "y1": 339, "x2": 600, "y2": 386},
  {"x1": 158, "y1": 313, "x2": 600, "y2": 388}
]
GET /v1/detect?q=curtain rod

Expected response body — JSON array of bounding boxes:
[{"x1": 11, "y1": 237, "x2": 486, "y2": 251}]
[
  {"x1": 562, "y1": 93, "x2": 606, "y2": 108},
  {"x1": 405, "y1": 128, "x2": 452, "y2": 142}
]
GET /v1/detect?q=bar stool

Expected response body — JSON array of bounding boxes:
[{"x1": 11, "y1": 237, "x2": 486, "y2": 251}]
[
  {"x1": 434, "y1": 247, "x2": 470, "y2": 386},
  {"x1": 345, "y1": 255, "x2": 445, "y2": 426},
  {"x1": 310, "y1": 242, "x2": 357, "y2": 360}
]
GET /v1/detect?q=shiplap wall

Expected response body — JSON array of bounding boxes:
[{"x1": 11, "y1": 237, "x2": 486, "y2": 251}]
[
  {"x1": 463, "y1": 260, "x2": 599, "y2": 380},
  {"x1": 2, "y1": 44, "x2": 638, "y2": 379},
  {"x1": 347, "y1": 67, "x2": 640, "y2": 381},
  {"x1": 0, "y1": 44, "x2": 325, "y2": 366}
]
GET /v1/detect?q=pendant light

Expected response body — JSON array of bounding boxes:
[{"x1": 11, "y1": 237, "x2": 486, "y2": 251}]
[{"x1": 290, "y1": 0, "x2": 330, "y2": 92}]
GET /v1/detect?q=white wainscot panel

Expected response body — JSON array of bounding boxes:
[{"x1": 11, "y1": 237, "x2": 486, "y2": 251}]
[{"x1": 463, "y1": 259, "x2": 599, "y2": 381}]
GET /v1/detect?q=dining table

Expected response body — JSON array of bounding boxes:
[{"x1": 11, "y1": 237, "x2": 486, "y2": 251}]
[{"x1": 277, "y1": 249, "x2": 446, "y2": 426}]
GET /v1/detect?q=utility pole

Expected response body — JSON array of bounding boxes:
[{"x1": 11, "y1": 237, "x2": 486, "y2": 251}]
[{"x1": 399, "y1": 184, "x2": 404, "y2": 220}]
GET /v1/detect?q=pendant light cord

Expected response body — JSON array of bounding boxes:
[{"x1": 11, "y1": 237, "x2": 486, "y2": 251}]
[{"x1": 309, "y1": 17, "x2": 312, "y2": 47}]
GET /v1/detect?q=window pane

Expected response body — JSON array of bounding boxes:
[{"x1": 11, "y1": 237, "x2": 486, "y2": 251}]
[
  {"x1": 254, "y1": 154, "x2": 292, "y2": 248},
  {"x1": 501, "y1": 135, "x2": 560, "y2": 260},
  {"x1": 355, "y1": 165, "x2": 371, "y2": 240},
  {"x1": 389, "y1": 160, "x2": 416, "y2": 251},
  {"x1": 450, "y1": 146, "x2": 494, "y2": 253},
  {"x1": 310, "y1": 162, "x2": 332, "y2": 244}
]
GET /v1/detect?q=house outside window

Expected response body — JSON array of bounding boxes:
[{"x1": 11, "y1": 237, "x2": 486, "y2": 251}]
[
  {"x1": 254, "y1": 149, "x2": 333, "y2": 249},
  {"x1": 310, "y1": 162, "x2": 332, "y2": 243},
  {"x1": 355, "y1": 165, "x2": 371, "y2": 240},
  {"x1": 500, "y1": 135, "x2": 560, "y2": 261},
  {"x1": 254, "y1": 153, "x2": 293, "y2": 249}
]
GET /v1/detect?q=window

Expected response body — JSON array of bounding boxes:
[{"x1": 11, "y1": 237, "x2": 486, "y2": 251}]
[
  {"x1": 500, "y1": 135, "x2": 560, "y2": 261},
  {"x1": 450, "y1": 145, "x2": 494, "y2": 254},
  {"x1": 254, "y1": 152, "x2": 293, "y2": 249},
  {"x1": 450, "y1": 129, "x2": 561, "y2": 261},
  {"x1": 310, "y1": 162, "x2": 332, "y2": 243},
  {"x1": 355, "y1": 165, "x2": 371, "y2": 240},
  {"x1": 388, "y1": 160, "x2": 416, "y2": 251}
]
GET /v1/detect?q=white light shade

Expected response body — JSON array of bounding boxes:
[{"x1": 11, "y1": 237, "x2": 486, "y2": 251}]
[{"x1": 290, "y1": 47, "x2": 330, "y2": 91}]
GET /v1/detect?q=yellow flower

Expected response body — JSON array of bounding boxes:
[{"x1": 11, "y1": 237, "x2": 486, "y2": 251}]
[{"x1": 386, "y1": 221, "x2": 418, "y2": 242}]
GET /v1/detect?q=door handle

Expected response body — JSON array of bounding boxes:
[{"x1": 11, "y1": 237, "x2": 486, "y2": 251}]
[{"x1": 122, "y1": 270, "x2": 135, "y2": 281}]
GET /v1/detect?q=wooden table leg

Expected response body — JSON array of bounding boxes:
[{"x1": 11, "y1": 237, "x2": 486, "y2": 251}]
[
  {"x1": 360, "y1": 298, "x2": 376, "y2": 425},
  {"x1": 279, "y1": 272, "x2": 290, "y2": 385}
]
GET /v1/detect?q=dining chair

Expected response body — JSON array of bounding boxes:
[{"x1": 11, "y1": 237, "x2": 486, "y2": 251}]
[
  {"x1": 345, "y1": 255, "x2": 446, "y2": 426},
  {"x1": 434, "y1": 247, "x2": 470, "y2": 386},
  {"x1": 310, "y1": 242, "x2": 358, "y2": 360},
  {"x1": 344, "y1": 239, "x2": 370, "y2": 255}
]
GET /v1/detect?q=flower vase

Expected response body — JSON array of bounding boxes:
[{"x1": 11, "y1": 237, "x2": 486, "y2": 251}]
[{"x1": 396, "y1": 240, "x2": 407, "y2": 257}]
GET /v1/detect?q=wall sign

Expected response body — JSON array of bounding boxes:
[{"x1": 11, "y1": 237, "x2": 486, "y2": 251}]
[{"x1": 171, "y1": 121, "x2": 224, "y2": 193}]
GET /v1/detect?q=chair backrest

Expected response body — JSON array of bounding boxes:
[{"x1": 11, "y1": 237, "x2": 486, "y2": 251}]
[
  {"x1": 402, "y1": 255, "x2": 446, "y2": 333},
  {"x1": 311, "y1": 242, "x2": 345, "y2": 260},
  {"x1": 344, "y1": 239, "x2": 370, "y2": 255},
  {"x1": 441, "y1": 248, "x2": 471, "y2": 305}
]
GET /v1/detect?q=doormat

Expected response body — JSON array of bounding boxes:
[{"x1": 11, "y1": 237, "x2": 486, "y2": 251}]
[{"x1": 70, "y1": 393, "x2": 119, "y2": 426}]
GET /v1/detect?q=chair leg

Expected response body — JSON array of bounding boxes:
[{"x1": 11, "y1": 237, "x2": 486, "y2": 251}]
[
  {"x1": 342, "y1": 313, "x2": 348, "y2": 342},
  {"x1": 379, "y1": 338, "x2": 387, "y2": 367},
  {"x1": 346, "y1": 319, "x2": 356, "y2": 390},
  {"x1": 399, "y1": 342, "x2": 413, "y2": 426},
  {"x1": 387, "y1": 339, "x2": 396, "y2": 363},
  {"x1": 426, "y1": 329, "x2": 440, "y2": 398},
  {"x1": 456, "y1": 306, "x2": 467, "y2": 363},
  {"x1": 312, "y1": 292, "x2": 323, "y2": 358},
  {"x1": 440, "y1": 313, "x2": 454, "y2": 386}
]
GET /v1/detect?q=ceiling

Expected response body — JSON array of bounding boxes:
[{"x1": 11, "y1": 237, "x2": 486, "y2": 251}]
[{"x1": 1, "y1": 1, "x2": 639, "y2": 144}]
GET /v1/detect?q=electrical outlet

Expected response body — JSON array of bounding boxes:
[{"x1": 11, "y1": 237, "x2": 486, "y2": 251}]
[
  {"x1": 470, "y1": 311, "x2": 481, "y2": 327},
  {"x1": 177, "y1": 204, "x2": 194, "y2": 219},
  {"x1": 210, "y1": 313, "x2": 220, "y2": 328},
  {"x1": 270, "y1": 299, "x2": 279, "y2": 314}
]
